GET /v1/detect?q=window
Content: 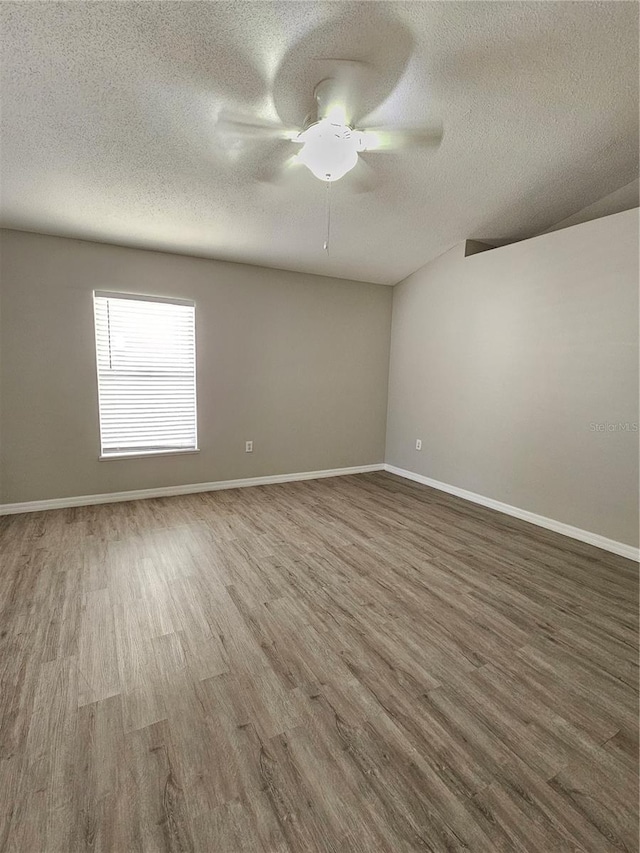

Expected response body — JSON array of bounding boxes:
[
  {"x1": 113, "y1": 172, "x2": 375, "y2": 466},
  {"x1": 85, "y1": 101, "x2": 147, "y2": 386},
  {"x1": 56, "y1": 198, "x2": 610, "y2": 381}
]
[{"x1": 93, "y1": 291, "x2": 197, "y2": 458}]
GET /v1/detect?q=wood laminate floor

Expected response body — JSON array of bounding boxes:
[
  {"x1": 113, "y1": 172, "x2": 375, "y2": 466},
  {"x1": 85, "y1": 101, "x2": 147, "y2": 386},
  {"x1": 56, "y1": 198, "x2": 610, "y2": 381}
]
[{"x1": 0, "y1": 472, "x2": 638, "y2": 852}]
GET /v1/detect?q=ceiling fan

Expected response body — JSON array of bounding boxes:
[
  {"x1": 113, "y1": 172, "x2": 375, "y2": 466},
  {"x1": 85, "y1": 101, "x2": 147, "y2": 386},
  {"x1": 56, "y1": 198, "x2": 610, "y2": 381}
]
[{"x1": 215, "y1": 62, "x2": 443, "y2": 185}]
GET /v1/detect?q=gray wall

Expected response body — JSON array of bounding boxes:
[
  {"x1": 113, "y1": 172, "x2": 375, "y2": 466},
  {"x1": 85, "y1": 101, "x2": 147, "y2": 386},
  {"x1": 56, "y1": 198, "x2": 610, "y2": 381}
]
[
  {"x1": 0, "y1": 230, "x2": 392, "y2": 503},
  {"x1": 3, "y1": 211, "x2": 638, "y2": 548},
  {"x1": 386, "y1": 208, "x2": 639, "y2": 547}
]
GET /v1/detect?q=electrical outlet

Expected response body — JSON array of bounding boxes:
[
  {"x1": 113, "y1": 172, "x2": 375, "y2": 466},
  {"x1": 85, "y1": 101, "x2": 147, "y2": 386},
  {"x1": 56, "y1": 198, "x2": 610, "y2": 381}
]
[
  {"x1": 245, "y1": 440, "x2": 253, "y2": 453},
  {"x1": 415, "y1": 439, "x2": 422, "y2": 451}
]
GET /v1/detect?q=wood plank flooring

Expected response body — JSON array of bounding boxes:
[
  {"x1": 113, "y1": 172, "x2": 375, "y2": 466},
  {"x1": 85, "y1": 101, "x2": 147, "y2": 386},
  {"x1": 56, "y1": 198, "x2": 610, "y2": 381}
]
[{"x1": 0, "y1": 471, "x2": 637, "y2": 852}]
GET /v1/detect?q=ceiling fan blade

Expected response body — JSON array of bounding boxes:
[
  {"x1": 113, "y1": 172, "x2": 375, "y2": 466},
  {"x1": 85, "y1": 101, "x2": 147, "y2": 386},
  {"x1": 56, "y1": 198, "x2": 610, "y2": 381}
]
[
  {"x1": 313, "y1": 61, "x2": 375, "y2": 126},
  {"x1": 272, "y1": 12, "x2": 413, "y2": 129},
  {"x1": 356, "y1": 122, "x2": 444, "y2": 152},
  {"x1": 255, "y1": 152, "x2": 306, "y2": 186},
  {"x1": 215, "y1": 110, "x2": 299, "y2": 141},
  {"x1": 344, "y1": 155, "x2": 379, "y2": 194}
]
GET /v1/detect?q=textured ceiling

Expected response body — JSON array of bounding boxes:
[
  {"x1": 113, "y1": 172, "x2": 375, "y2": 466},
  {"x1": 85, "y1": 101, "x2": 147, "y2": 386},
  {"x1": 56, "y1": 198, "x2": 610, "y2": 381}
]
[{"x1": 1, "y1": 1, "x2": 638, "y2": 285}]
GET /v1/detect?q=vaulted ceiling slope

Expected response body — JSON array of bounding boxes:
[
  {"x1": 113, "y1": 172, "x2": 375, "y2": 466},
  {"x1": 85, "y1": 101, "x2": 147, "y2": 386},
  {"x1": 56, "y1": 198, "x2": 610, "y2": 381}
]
[{"x1": 1, "y1": 1, "x2": 638, "y2": 285}]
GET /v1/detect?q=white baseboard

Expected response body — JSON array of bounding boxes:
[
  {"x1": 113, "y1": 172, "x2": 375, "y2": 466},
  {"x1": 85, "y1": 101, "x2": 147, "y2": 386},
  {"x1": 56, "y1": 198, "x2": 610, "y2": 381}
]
[
  {"x1": 384, "y1": 464, "x2": 639, "y2": 562},
  {"x1": 3, "y1": 461, "x2": 637, "y2": 562},
  {"x1": 0, "y1": 463, "x2": 384, "y2": 516}
]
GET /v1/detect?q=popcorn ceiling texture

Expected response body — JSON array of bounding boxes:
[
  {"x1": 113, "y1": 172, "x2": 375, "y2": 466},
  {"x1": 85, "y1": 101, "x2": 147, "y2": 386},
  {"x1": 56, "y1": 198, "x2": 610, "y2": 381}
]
[{"x1": 1, "y1": 1, "x2": 638, "y2": 285}]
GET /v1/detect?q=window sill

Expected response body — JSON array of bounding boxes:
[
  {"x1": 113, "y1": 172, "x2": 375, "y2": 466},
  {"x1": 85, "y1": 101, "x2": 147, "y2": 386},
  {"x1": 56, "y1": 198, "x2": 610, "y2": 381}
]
[{"x1": 99, "y1": 448, "x2": 200, "y2": 461}]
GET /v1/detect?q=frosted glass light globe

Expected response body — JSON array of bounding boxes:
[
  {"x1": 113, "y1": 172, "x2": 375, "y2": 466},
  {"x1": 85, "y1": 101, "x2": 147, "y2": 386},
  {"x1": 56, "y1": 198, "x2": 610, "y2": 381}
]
[{"x1": 296, "y1": 120, "x2": 359, "y2": 182}]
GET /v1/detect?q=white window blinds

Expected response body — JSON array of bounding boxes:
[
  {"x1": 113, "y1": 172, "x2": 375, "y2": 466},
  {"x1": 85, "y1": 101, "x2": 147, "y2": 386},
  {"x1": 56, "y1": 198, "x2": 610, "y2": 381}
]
[{"x1": 93, "y1": 291, "x2": 197, "y2": 457}]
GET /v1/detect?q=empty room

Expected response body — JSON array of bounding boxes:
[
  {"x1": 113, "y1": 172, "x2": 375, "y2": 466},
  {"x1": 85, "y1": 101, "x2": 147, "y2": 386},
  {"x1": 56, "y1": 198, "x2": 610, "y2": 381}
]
[{"x1": 0, "y1": 2, "x2": 638, "y2": 851}]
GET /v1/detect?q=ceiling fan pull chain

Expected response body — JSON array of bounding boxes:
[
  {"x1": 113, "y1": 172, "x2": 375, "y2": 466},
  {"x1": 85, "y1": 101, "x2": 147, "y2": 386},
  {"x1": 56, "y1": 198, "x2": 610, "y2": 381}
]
[{"x1": 323, "y1": 179, "x2": 331, "y2": 254}]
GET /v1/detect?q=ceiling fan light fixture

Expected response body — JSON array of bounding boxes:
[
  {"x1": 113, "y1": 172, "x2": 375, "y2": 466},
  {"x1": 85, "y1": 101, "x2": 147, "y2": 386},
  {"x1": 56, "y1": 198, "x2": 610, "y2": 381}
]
[
  {"x1": 295, "y1": 118, "x2": 359, "y2": 182},
  {"x1": 325, "y1": 103, "x2": 348, "y2": 125},
  {"x1": 355, "y1": 130, "x2": 382, "y2": 151}
]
